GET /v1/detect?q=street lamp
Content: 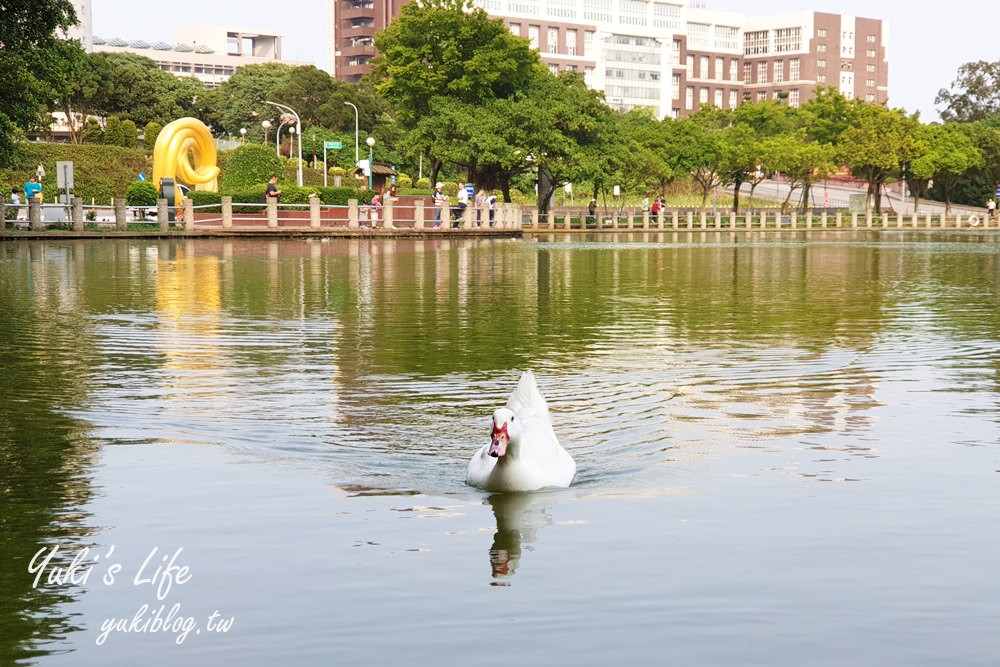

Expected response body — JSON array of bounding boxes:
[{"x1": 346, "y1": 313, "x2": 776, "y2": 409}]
[
  {"x1": 264, "y1": 101, "x2": 302, "y2": 186},
  {"x1": 344, "y1": 101, "x2": 360, "y2": 165},
  {"x1": 276, "y1": 118, "x2": 289, "y2": 157},
  {"x1": 240, "y1": 127, "x2": 247, "y2": 145},
  {"x1": 288, "y1": 126, "x2": 296, "y2": 163},
  {"x1": 261, "y1": 119, "x2": 271, "y2": 146},
  {"x1": 366, "y1": 136, "x2": 375, "y2": 190}
]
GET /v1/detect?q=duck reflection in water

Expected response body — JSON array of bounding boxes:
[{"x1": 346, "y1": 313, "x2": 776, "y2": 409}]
[{"x1": 486, "y1": 492, "x2": 555, "y2": 584}]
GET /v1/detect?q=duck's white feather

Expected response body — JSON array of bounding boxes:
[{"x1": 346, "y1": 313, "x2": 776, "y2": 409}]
[{"x1": 466, "y1": 371, "x2": 576, "y2": 492}]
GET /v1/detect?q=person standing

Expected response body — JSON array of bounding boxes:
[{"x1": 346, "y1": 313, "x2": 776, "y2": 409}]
[
  {"x1": 587, "y1": 198, "x2": 597, "y2": 226},
  {"x1": 9, "y1": 188, "x2": 21, "y2": 220},
  {"x1": 487, "y1": 192, "x2": 497, "y2": 228},
  {"x1": 432, "y1": 182, "x2": 446, "y2": 227},
  {"x1": 370, "y1": 190, "x2": 383, "y2": 228},
  {"x1": 454, "y1": 182, "x2": 469, "y2": 227},
  {"x1": 24, "y1": 175, "x2": 42, "y2": 203},
  {"x1": 987, "y1": 197, "x2": 996, "y2": 220}
]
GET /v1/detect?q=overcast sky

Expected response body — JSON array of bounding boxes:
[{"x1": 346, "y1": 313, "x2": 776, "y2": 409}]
[{"x1": 92, "y1": 0, "x2": 992, "y2": 121}]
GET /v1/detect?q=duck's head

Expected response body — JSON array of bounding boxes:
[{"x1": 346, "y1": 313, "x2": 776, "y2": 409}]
[{"x1": 488, "y1": 407, "x2": 518, "y2": 458}]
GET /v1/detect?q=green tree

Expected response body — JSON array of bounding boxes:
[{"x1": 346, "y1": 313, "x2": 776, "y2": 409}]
[
  {"x1": 199, "y1": 62, "x2": 296, "y2": 138},
  {"x1": 121, "y1": 119, "x2": 138, "y2": 149},
  {"x1": 126, "y1": 180, "x2": 158, "y2": 206},
  {"x1": 935, "y1": 60, "x2": 1000, "y2": 123},
  {"x1": 87, "y1": 52, "x2": 203, "y2": 127},
  {"x1": 0, "y1": 0, "x2": 77, "y2": 162},
  {"x1": 371, "y1": 0, "x2": 539, "y2": 125},
  {"x1": 143, "y1": 122, "x2": 163, "y2": 151},
  {"x1": 837, "y1": 102, "x2": 921, "y2": 213},
  {"x1": 920, "y1": 123, "x2": 983, "y2": 214},
  {"x1": 104, "y1": 116, "x2": 126, "y2": 147},
  {"x1": 761, "y1": 131, "x2": 836, "y2": 211}
]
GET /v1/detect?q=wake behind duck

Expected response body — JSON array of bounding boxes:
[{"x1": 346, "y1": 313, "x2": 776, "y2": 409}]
[{"x1": 466, "y1": 371, "x2": 576, "y2": 492}]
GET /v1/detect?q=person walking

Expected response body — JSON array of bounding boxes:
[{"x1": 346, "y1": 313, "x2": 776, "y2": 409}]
[{"x1": 264, "y1": 176, "x2": 281, "y2": 201}]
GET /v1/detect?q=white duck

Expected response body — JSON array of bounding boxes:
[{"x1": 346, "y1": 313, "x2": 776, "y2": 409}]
[{"x1": 466, "y1": 371, "x2": 576, "y2": 492}]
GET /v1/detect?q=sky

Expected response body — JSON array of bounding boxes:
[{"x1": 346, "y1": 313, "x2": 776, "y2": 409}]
[{"x1": 92, "y1": 0, "x2": 994, "y2": 122}]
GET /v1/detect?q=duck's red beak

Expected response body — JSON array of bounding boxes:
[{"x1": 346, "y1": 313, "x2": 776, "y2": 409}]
[{"x1": 489, "y1": 421, "x2": 509, "y2": 458}]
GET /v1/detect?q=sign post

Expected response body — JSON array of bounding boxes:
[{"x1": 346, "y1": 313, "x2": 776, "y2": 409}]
[
  {"x1": 323, "y1": 141, "x2": 343, "y2": 187},
  {"x1": 56, "y1": 160, "x2": 74, "y2": 206}
]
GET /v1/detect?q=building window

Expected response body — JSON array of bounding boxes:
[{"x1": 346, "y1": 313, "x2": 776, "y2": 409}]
[
  {"x1": 566, "y1": 29, "x2": 577, "y2": 56},
  {"x1": 714, "y1": 88, "x2": 723, "y2": 107},
  {"x1": 729, "y1": 89, "x2": 738, "y2": 107},
  {"x1": 774, "y1": 60, "x2": 784, "y2": 83},
  {"x1": 686, "y1": 86, "x2": 694, "y2": 110},
  {"x1": 686, "y1": 54, "x2": 694, "y2": 71},
  {"x1": 789, "y1": 89, "x2": 800, "y2": 107},
  {"x1": 817, "y1": 58, "x2": 826, "y2": 69},
  {"x1": 730, "y1": 58, "x2": 738, "y2": 81},
  {"x1": 653, "y1": 2, "x2": 682, "y2": 30},
  {"x1": 584, "y1": 30, "x2": 594, "y2": 55},
  {"x1": 817, "y1": 44, "x2": 827, "y2": 53},
  {"x1": 547, "y1": 27, "x2": 558, "y2": 53},
  {"x1": 790, "y1": 58, "x2": 800, "y2": 81},
  {"x1": 715, "y1": 25, "x2": 739, "y2": 50},
  {"x1": 817, "y1": 28, "x2": 827, "y2": 37},
  {"x1": 699, "y1": 87, "x2": 709, "y2": 104},
  {"x1": 743, "y1": 61, "x2": 752, "y2": 84},
  {"x1": 865, "y1": 93, "x2": 875, "y2": 102},
  {"x1": 866, "y1": 48, "x2": 876, "y2": 58},
  {"x1": 866, "y1": 63, "x2": 875, "y2": 73},
  {"x1": 528, "y1": 25, "x2": 539, "y2": 49},
  {"x1": 672, "y1": 39, "x2": 681, "y2": 64},
  {"x1": 757, "y1": 61, "x2": 768, "y2": 84},
  {"x1": 672, "y1": 72, "x2": 680, "y2": 100},
  {"x1": 700, "y1": 55, "x2": 709, "y2": 78},
  {"x1": 866, "y1": 78, "x2": 875, "y2": 87},
  {"x1": 509, "y1": 22, "x2": 520, "y2": 35},
  {"x1": 687, "y1": 22, "x2": 710, "y2": 49},
  {"x1": 715, "y1": 56, "x2": 724, "y2": 80},
  {"x1": 774, "y1": 27, "x2": 801, "y2": 52},
  {"x1": 548, "y1": 63, "x2": 558, "y2": 73},
  {"x1": 818, "y1": 73, "x2": 827, "y2": 83},
  {"x1": 744, "y1": 30, "x2": 768, "y2": 55},
  {"x1": 757, "y1": 91, "x2": 767, "y2": 102}
]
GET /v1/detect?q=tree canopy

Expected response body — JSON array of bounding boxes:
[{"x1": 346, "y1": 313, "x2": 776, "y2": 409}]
[{"x1": 0, "y1": 0, "x2": 77, "y2": 162}]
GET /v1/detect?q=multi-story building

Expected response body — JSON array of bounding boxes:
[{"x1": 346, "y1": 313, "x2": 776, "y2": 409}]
[
  {"x1": 327, "y1": 0, "x2": 409, "y2": 82},
  {"x1": 325, "y1": 0, "x2": 889, "y2": 118},
  {"x1": 92, "y1": 26, "x2": 290, "y2": 88}
]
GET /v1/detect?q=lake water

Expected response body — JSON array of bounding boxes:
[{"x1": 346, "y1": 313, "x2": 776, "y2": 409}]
[{"x1": 2, "y1": 232, "x2": 999, "y2": 666}]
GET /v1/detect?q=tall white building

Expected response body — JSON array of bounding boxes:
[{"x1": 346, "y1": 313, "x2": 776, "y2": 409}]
[{"x1": 66, "y1": 0, "x2": 93, "y2": 51}]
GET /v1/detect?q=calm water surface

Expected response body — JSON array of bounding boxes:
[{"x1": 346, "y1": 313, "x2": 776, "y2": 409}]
[{"x1": 1, "y1": 232, "x2": 999, "y2": 666}]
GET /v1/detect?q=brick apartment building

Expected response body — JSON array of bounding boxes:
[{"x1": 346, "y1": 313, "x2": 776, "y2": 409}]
[{"x1": 326, "y1": 0, "x2": 889, "y2": 119}]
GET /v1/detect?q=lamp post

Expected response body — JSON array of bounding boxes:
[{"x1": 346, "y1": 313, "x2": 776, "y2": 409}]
[
  {"x1": 261, "y1": 119, "x2": 271, "y2": 146},
  {"x1": 366, "y1": 136, "x2": 375, "y2": 190},
  {"x1": 344, "y1": 101, "x2": 359, "y2": 164},
  {"x1": 264, "y1": 101, "x2": 302, "y2": 186},
  {"x1": 276, "y1": 118, "x2": 289, "y2": 157},
  {"x1": 240, "y1": 127, "x2": 247, "y2": 145},
  {"x1": 288, "y1": 127, "x2": 296, "y2": 164}
]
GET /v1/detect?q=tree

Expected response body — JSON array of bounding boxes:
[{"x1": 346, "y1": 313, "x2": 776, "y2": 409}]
[
  {"x1": 143, "y1": 122, "x2": 163, "y2": 151},
  {"x1": 935, "y1": 60, "x2": 1000, "y2": 123},
  {"x1": 837, "y1": 103, "x2": 921, "y2": 213},
  {"x1": 121, "y1": 119, "x2": 138, "y2": 149},
  {"x1": 0, "y1": 0, "x2": 77, "y2": 162},
  {"x1": 671, "y1": 107, "x2": 730, "y2": 209},
  {"x1": 104, "y1": 116, "x2": 126, "y2": 147},
  {"x1": 371, "y1": 0, "x2": 539, "y2": 125},
  {"x1": 762, "y1": 131, "x2": 836, "y2": 211},
  {"x1": 198, "y1": 62, "x2": 296, "y2": 138},
  {"x1": 921, "y1": 123, "x2": 983, "y2": 214}
]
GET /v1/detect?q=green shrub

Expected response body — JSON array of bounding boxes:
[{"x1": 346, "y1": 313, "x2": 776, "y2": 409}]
[
  {"x1": 442, "y1": 181, "x2": 459, "y2": 197},
  {"x1": 81, "y1": 118, "x2": 103, "y2": 144},
  {"x1": 121, "y1": 120, "x2": 138, "y2": 149},
  {"x1": 126, "y1": 180, "x2": 158, "y2": 206},
  {"x1": 143, "y1": 122, "x2": 162, "y2": 151},
  {"x1": 220, "y1": 144, "x2": 283, "y2": 190},
  {"x1": 0, "y1": 142, "x2": 149, "y2": 205},
  {"x1": 396, "y1": 172, "x2": 413, "y2": 189},
  {"x1": 415, "y1": 177, "x2": 430, "y2": 189},
  {"x1": 104, "y1": 116, "x2": 125, "y2": 147}
]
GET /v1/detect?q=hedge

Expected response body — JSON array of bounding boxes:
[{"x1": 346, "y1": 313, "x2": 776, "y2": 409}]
[{"x1": 188, "y1": 185, "x2": 374, "y2": 213}]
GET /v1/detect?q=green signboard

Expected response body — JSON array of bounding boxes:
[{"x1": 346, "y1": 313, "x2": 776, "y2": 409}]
[{"x1": 325, "y1": 141, "x2": 343, "y2": 150}]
